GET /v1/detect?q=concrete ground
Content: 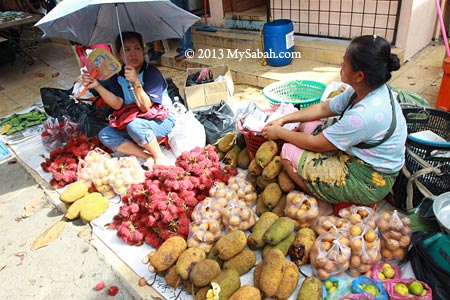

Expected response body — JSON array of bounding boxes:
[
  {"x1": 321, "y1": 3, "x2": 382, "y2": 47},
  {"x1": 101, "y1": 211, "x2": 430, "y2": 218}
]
[{"x1": 0, "y1": 34, "x2": 447, "y2": 300}]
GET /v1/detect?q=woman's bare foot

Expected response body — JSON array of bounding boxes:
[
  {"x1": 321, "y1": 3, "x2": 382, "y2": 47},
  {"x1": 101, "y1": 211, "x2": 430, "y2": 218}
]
[{"x1": 154, "y1": 155, "x2": 171, "y2": 166}]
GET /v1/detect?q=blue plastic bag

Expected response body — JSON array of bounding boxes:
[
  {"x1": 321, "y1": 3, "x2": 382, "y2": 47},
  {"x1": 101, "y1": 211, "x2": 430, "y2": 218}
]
[{"x1": 351, "y1": 276, "x2": 388, "y2": 300}]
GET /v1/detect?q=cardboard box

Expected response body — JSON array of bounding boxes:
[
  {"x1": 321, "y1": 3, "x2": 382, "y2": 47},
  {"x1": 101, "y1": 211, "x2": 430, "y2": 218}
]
[{"x1": 184, "y1": 65, "x2": 234, "y2": 110}]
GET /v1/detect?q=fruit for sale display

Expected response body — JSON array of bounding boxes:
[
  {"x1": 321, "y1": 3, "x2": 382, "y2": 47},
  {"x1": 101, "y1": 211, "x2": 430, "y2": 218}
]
[
  {"x1": 289, "y1": 227, "x2": 317, "y2": 266},
  {"x1": 263, "y1": 216, "x2": 295, "y2": 246},
  {"x1": 164, "y1": 265, "x2": 182, "y2": 288},
  {"x1": 262, "y1": 155, "x2": 283, "y2": 180},
  {"x1": 187, "y1": 220, "x2": 222, "y2": 252},
  {"x1": 248, "y1": 157, "x2": 263, "y2": 176},
  {"x1": 79, "y1": 193, "x2": 109, "y2": 222},
  {"x1": 275, "y1": 261, "x2": 300, "y2": 299},
  {"x1": 408, "y1": 280, "x2": 424, "y2": 296},
  {"x1": 216, "y1": 132, "x2": 236, "y2": 153},
  {"x1": 228, "y1": 285, "x2": 261, "y2": 300},
  {"x1": 59, "y1": 181, "x2": 89, "y2": 203},
  {"x1": 348, "y1": 224, "x2": 381, "y2": 277},
  {"x1": 261, "y1": 182, "x2": 283, "y2": 209},
  {"x1": 221, "y1": 199, "x2": 256, "y2": 231},
  {"x1": 222, "y1": 145, "x2": 241, "y2": 169},
  {"x1": 147, "y1": 236, "x2": 187, "y2": 272},
  {"x1": 284, "y1": 190, "x2": 319, "y2": 228},
  {"x1": 207, "y1": 269, "x2": 241, "y2": 300},
  {"x1": 338, "y1": 205, "x2": 377, "y2": 229},
  {"x1": 255, "y1": 140, "x2": 278, "y2": 167},
  {"x1": 227, "y1": 172, "x2": 258, "y2": 207},
  {"x1": 247, "y1": 211, "x2": 279, "y2": 250},
  {"x1": 176, "y1": 247, "x2": 206, "y2": 280},
  {"x1": 310, "y1": 232, "x2": 351, "y2": 280},
  {"x1": 313, "y1": 215, "x2": 351, "y2": 236},
  {"x1": 258, "y1": 248, "x2": 285, "y2": 297},
  {"x1": 215, "y1": 230, "x2": 247, "y2": 260},
  {"x1": 223, "y1": 249, "x2": 256, "y2": 276},
  {"x1": 296, "y1": 276, "x2": 322, "y2": 300},
  {"x1": 376, "y1": 210, "x2": 412, "y2": 261},
  {"x1": 277, "y1": 168, "x2": 295, "y2": 193},
  {"x1": 262, "y1": 231, "x2": 296, "y2": 258},
  {"x1": 394, "y1": 283, "x2": 409, "y2": 295},
  {"x1": 237, "y1": 147, "x2": 251, "y2": 169}
]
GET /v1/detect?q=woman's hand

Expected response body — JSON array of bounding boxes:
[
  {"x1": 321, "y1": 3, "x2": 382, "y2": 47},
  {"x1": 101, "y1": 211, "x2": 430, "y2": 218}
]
[
  {"x1": 262, "y1": 123, "x2": 282, "y2": 140},
  {"x1": 81, "y1": 69, "x2": 99, "y2": 89},
  {"x1": 123, "y1": 65, "x2": 139, "y2": 86}
]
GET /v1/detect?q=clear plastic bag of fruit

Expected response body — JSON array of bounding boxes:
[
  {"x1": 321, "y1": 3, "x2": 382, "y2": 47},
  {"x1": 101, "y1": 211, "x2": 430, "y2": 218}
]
[
  {"x1": 284, "y1": 190, "x2": 319, "y2": 229},
  {"x1": 118, "y1": 156, "x2": 146, "y2": 183},
  {"x1": 227, "y1": 172, "x2": 257, "y2": 207},
  {"x1": 348, "y1": 224, "x2": 381, "y2": 277},
  {"x1": 338, "y1": 205, "x2": 377, "y2": 229},
  {"x1": 310, "y1": 232, "x2": 352, "y2": 280},
  {"x1": 221, "y1": 198, "x2": 256, "y2": 231},
  {"x1": 62, "y1": 116, "x2": 82, "y2": 138},
  {"x1": 322, "y1": 276, "x2": 352, "y2": 300},
  {"x1": 90, "y1": 155, "x2": 117, "y2": 198},
  {"x1": 383, "y1": 278, "x2": 432, "y2": 300},
  {"x1": 376, "y1": 210, "x2": 412, "y2": 261},
  {"x1": 41, "y1": 117, "x2": 64, "y2": 152},
  {"x1": 208, "y1": 182, "x2": 237, "y2": 206},
  {"x1": 187, "y1": 219, "x2": 222, "y2": 253},
  {"x1": 83, "y1": 147, "x2": 111, "y2": 165},
  {"x1": 351, "y1": 276, "x2": 388, "y2": 300},
  {"x1": 371, "y1": 261, "x2": 402, "y2": 281},
  {"x1": 191, "y1": 196, "x2": 224, "y2": 224},
  {"x1": 313, "y1": 215, "x2": 351, "y2": 236}
]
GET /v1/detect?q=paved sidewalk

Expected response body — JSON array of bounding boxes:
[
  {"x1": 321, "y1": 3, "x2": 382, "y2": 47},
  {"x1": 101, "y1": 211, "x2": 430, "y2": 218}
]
[{"x1": 0, "y1": 157, "x2": 142, "y2": 300}]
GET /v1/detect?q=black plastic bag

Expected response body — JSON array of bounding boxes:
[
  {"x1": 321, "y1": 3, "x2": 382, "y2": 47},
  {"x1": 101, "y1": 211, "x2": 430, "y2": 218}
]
[
  {"x1": 193, "y1": 100, "x2": 236, "y2": 145},
  {"x1": 408, "y1": 231, "x2": 450, "y2": 300},
  {"x1": 186, "y1": 71, "x2": 214, "y2": 87},
  {"x1": 79, "y1": 101, "x2": 113, "y2": 138},
  {"x1": 40, "y1": 87, "x2": 89, "y2": 122},
  {"x1": 166, "y1": 77, "x2": 186, "y2": 106}
]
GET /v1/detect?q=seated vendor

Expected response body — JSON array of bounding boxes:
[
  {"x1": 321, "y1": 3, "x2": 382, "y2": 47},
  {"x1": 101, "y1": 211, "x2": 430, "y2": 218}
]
[
  {"x1": 262, "y1": 35, "x2": 408, "y2": 215},
  {"x1": 81, "y1": 31, "x2": 175, "y2": 168}
]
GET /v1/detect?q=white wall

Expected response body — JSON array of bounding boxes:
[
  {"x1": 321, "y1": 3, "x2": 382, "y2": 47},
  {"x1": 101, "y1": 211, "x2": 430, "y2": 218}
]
[{"x1": 396, "y1": 0, "x2": 438, "y2": 61}]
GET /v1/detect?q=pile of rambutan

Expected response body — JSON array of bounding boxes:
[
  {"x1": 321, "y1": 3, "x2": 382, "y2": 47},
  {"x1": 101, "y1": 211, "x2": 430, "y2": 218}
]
[{"x1": 110, "y1": 145, "x2": 237, "y2": 248}]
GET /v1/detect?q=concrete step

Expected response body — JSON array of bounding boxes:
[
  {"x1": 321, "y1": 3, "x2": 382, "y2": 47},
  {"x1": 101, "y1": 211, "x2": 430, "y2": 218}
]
[{"x1": 157, "y1": 28, "x2": 404, "y2": 89}]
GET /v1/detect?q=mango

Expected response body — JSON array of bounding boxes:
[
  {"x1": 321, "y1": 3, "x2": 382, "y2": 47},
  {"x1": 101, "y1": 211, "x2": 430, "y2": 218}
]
[
  {"x1": 255, "y1": 140, "x2": 278, "y2": 167},
  {"x1": 264, "y1": 217, "x2": 295, "y2": 246}
]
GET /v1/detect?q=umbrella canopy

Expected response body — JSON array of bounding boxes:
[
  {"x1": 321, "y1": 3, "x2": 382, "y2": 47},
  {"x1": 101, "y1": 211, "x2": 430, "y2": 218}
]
[{"x1": 35, "y1": 0, "x2": 200, "y2": 46}]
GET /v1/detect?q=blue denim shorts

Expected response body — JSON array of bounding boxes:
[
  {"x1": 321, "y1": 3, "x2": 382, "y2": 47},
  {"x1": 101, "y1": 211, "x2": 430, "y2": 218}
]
[{"x1": 98, "y1": 115, "x2": 175, "y2": 151}]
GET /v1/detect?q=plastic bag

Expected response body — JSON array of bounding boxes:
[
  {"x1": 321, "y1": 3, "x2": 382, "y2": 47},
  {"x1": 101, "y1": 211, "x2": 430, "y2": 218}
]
[
  {"x1": 351, "y1": 276, "x2": 388, "y2": 300},
  {"x1": 108, "y1": 157, "x2": 146, "y2": 196},
  {"x1": 338, "y1": 205, "x2": 377, "y2": 229},
  {"x1": 376, "y1": 210, "x2": 412, "y2": 261},
  {"x1": 191, "y1": 196, "x2": 225, "y2": 230},
  {"x1": 193, "y1": 100, "x2": 236, "y2": 145},
  {"x1": 221, "y1": 198, "x2": 256, "y2": 232},
  {"x1": 310, "y1": 232, "x2": 352, "y2": 280},
  {"x1": 322, "y1": 276, "x2": 352, "y2": 300},
  {"x1": 284, "y1": 190, "x2": 319, "y2": 229},
  {"x1": 40, "y1": 87, "x2": 90, "y2": 122},
  {"x1": 168, "y1": 104, "x2": 206, "y2": 157},
  {"x1": 408, "y1": 231, "x2": 450, "y2": 300},
  {"x1": 313, "y1": 215, "x2": 351, "y2": 236},
  {"x1": 383, "y1": 278, "x2": 432, "y2": 300},
  {"x1": 227, "y1": 172, "x2": 258, "y2": 207},
  {"x1": 187, "y1": 219, "x2": 222, "y2": 252},
  {"x1": 348, "y1": 224, "x2": 381, "y2": 277},
  {"x1": 371, "y1": 261, "x2": 402, "y2": 281},
  {"x1": 41, "y1": 117, "x2": 64, "y2": 152}
]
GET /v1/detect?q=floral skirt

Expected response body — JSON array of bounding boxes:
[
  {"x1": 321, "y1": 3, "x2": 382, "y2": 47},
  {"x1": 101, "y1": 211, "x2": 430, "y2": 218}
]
[{"x1": 297, "y1": 150, "x2": 397, "y2": 205}]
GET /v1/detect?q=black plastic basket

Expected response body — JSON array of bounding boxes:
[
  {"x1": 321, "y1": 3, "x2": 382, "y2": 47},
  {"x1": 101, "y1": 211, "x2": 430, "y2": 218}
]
[{"x1": 391, "y1": 107, "x2": 450, "y2": 210}]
